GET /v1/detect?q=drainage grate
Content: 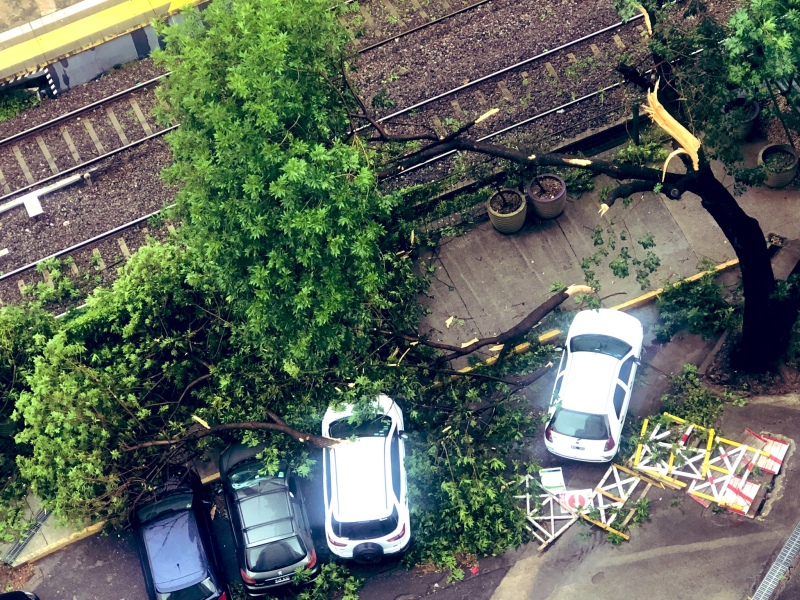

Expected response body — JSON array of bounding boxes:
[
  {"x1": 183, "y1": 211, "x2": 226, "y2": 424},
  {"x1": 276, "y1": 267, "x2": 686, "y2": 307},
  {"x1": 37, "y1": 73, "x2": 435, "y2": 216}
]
[
  {"x1": 2, "y1": 508, "x2": 48, "y2": 565},
  {"x1": 752, "y1": 520, "x2": 800, "y2": 600}
]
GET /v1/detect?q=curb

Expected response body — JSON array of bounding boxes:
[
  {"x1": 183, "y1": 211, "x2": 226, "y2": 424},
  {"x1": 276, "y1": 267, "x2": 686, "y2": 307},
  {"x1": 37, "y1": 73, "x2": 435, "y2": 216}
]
[{"x1": 18, "y1": 521, "x2": 105, "y2": 566}]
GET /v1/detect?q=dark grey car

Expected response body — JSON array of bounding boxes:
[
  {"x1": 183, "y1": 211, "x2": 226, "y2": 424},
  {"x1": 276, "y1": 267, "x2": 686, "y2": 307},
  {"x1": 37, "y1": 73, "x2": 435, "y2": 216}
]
[{"x1": 220, "y1": 445, "x2": 319, "y2": 596}]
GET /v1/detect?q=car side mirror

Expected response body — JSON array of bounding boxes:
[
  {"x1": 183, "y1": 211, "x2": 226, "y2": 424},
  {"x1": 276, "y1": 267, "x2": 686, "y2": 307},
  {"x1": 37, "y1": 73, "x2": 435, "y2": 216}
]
[{"x1": 399, "y1": 431, "x2": 409, "y2": 440}]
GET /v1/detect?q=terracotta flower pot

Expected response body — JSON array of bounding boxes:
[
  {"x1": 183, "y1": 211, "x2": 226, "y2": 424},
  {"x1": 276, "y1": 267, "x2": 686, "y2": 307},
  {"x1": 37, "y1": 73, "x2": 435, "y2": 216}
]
[
  {"x1": 487, "y1": 189, "x2": 527, "y2": 234},
  {"x1": 758, "y1": 144, "x2": 798, "y2": 189},
  {"x1": 527, "y1": 174, "x2": 566, "y2": 219}
]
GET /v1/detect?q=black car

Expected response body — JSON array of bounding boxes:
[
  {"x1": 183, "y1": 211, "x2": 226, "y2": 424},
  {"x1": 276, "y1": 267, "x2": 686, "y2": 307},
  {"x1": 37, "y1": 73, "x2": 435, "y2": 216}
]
[
  {"x1": 133, "y1": 468, "x2": 227, "y2": 600},
  {"x1": 0, "y1": 593, "x2": 39, "y2": 600},
  {"x1": 220, "y1": 445, "x2": 319, "y2": 595}
]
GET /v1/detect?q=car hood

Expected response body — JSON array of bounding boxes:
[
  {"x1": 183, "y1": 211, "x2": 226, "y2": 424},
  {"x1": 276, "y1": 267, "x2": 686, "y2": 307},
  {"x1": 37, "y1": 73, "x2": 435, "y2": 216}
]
[
  {"x1": 143, "y1": 510, "x2": 207, "y2": 592},
  {"x1": 568, "y1": 309, "x2": 643, "y2": 352}
]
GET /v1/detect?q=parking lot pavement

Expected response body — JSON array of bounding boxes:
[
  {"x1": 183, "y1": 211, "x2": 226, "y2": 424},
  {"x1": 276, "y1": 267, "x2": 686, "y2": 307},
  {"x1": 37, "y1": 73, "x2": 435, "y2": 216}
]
[{"x1": 32, "y1": 529, "x2": 147, "y2": 600}]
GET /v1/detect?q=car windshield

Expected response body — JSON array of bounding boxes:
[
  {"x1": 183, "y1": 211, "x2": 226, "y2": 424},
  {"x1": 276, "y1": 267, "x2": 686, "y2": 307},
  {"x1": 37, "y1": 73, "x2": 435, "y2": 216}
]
[
  {"x1": 136, "y1": 493, "x2": 193, "y2": 524},
  {"x1": 329, "y1": 415, "x2": 392, "y2": 438},
  {"x1": 570, "y1": 334, "x2": 631, "y2": 360},
  {"x1": 156, "y1": 576, "x2": 215, "y2": 600},
  {"x1": 247, "y1": 536, "x2": 306, "y2": 572},
  {"x1": 550, "y1": 409, "x2": 609, "y2": 440},
  {"x1": 229, "y1": 462, "x2": 285, "y2": 491},
  {"x1": 332, "y1": 507, "x2": 399, "y2": 540}
]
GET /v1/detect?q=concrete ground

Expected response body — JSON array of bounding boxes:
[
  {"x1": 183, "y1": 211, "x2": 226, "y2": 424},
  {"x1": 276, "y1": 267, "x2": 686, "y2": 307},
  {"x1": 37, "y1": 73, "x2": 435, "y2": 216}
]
[{"x1": 13, "y1": 137, "x2": 800, "y2": 599}]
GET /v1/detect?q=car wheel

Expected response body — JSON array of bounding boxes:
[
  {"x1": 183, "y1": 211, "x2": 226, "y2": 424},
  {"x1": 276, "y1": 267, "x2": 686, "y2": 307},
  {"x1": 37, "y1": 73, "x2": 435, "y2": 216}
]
[{"x1": 352, "y1": 543, "x2": 384, "y2": 564}]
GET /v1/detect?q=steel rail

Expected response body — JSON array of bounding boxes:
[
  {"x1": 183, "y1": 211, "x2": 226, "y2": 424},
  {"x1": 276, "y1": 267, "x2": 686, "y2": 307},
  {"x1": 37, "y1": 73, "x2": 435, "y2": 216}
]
[
  {"x1": 354, "y1": 14, "x2": 642, "y2": 133},
  {"x1": 0, "y1": 124, "x2": 177, "y2": 205},
  {"x1": 356, "y1": 0, "x2": 495, "y2": 54},
  {"x1": 0, "y1": 205, "x2": 174, "y2": 282},
  {"x1": 0, "y1": 73, "x2": 168, "y2": 148},
  {"x1": 393, "y1": 81, "x2": 624, "y2": 176}
]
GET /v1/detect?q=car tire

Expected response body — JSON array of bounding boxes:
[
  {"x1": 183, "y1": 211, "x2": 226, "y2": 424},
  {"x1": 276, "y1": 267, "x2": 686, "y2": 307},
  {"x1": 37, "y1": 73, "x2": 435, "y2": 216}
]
[{"x1": 352, "y1": 543, "x2": 384, "y2": 564}]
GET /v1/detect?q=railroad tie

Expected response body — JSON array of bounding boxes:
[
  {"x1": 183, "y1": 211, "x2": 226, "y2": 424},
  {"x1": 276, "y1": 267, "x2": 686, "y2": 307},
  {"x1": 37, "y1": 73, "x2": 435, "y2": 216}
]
[
  {"x1": 382, "y1": 0, "x2": 405, "y2": 26},
  {"x1": 70, "y1": 261, "x2": 79, "y2": 276},
  {"x1": 431, "y1": 116, "x2": 446, "y2": 138},
  {"x1": 590, "y1": 44, "x2": 602, "y2": 57},
  {"x1": 106, "y1": 108, "x2": 129, "y2": 145},
  {"x1": 35, "y1": 136, "x2": 59, "y2": 174},
  {"x1": 545, "y1": 62, "x2": 559, "y2": 82},
  {"x1": 474, "y1": 90, "x2": 487, "y2": 106},
  {"x1": 438, "y1": 0, "x2": 451, "y2": 10},
  {"x1": 61, "y1": 127, "x2": 81, "y2": 163},
  {"x1": 567, "y1": 53, "x2": 577, "y2": 63},
  {"x1": 358, "y1": 4, "x2": 375, "y2": 28},
  {"x1": 92, "y1": 248, "x2": 107, "y2": 270},
  {"x1": 613, "y1": 34, "x2": 626, "y2": 50},
  {"x1": 167, "y1": 224, "x2": 176, "y2": 233},
  {"x1": 16, "y1": 280, "x2": 26, "y2": 298},
  {"x1": 0, "y1": 167, "x2": 11, "y2": 195},
  {"x1": 83, "y1": 120, "x2": 105, "y2": 155},
  {"x1": 12, "y1": 146, "x2": 35, "y2": 185},
  {"x1": 42, "y1": 270, "x2": 54, "y2": 289},
  {"x1": 118, "y1": 237, "x2": 131, "y2": 259},
  {"x1": 497, "y1": 81, "x2": 514, "y2": 103},
  {"x1": 409, "y1": 0, "x2": 429, "y2": 20},
  {"x1": 450, "y1": 100, "x2": 466, "y2": 120}
]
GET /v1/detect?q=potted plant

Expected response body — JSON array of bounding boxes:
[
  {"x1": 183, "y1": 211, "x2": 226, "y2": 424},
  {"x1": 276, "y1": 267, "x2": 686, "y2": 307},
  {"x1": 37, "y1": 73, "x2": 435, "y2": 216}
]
[
  {"x1": 758, "y1": 143, "x2": 798, "y2": 188},
  {"x1": 721, "y1": 95, "x2": 760, "y2": 141},
  {"x1": 487, "y1": 188, "x2": 527, "y2": 234},
  {"x1": 527, "y1": 174, "x2": 566, "y2": 219}
]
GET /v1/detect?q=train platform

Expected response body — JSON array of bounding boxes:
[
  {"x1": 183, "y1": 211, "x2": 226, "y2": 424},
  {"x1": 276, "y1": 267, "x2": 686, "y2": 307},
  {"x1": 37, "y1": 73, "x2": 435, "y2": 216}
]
[{"x1": 0, "y1": 0, "x2": 200, "y2": 86}]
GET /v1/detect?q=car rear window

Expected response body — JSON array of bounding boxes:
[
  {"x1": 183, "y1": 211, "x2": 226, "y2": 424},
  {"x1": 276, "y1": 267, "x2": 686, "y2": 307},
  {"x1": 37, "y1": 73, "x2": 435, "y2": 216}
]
[
  {"x1": 570, "y1": 334, "x2": 631, "y2": 360},
  {"x1": 247, "y1": 536, "x2": 306, "y2": 572},
  {"x1": 332, "y1": 507, "x2": 399, "y2": 540},
  {"x1": 156, "y1": 576, "x2": 215, "y2": 600},
  {"x1": 550, "y1": 408, "x2": 609, "y2": 440},
  {"x1": 136, "y1": 493, "x2": 193, "y2": 524},
  {"x1": 329, "y1": 415, "x2": 392, "y2": 438}
]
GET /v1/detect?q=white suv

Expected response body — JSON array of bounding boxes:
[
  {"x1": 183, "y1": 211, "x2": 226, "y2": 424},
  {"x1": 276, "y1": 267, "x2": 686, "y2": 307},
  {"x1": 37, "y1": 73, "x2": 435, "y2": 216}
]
[
  {"x1": 544, "y1": 309, "x2": 644, "y2": 462},
  {"x1": 322, "y1": 395, "x2": 411, "y2": 563}
]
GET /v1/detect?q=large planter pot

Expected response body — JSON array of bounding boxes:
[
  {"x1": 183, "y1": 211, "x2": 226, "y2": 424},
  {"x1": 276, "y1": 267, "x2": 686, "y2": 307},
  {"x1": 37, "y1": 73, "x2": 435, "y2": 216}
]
[
  {"x1": 487, "y1": 189, "x2": 527, "y2": 234},
  {"x1": 758, "y1": 143, "x2": 799, "y2": 189},
  {"x1": 721, "y1": 96, "x2": 760, "y2": 141},
  {"x1": 527, "y1": 174, "x2": 566, "y2": 219}
]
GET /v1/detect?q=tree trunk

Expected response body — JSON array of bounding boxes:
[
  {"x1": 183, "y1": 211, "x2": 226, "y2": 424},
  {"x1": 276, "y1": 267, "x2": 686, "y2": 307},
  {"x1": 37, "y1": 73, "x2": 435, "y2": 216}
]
[{"x1": 688, "y1": 166, "x2": 779, "y2": 370}]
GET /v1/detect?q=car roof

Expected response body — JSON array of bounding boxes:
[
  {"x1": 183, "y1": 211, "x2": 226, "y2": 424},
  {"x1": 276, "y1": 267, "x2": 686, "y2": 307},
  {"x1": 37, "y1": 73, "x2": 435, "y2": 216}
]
[
  {"x1": 559, "y1": 352, "x2": 618, "y2": 414},
  {"x1": 330, "y1": 437, "x2": 391, "y2": 522},
  {"x1": 234, "y1": 480, "x2": 297, "y2": 546},
  {"x1": 142, "y1": 510, "x2": 208, "y2": 592}
]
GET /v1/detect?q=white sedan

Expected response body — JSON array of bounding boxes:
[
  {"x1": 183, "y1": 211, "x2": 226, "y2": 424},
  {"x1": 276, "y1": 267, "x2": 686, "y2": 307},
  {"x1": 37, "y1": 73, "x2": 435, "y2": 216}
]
[{"x1": 544, "y1": 309, "x2": 644, "y2": 462}]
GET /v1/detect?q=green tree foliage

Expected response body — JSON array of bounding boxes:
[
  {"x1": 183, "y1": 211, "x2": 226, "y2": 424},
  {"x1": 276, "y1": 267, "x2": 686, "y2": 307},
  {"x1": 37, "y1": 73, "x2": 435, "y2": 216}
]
[
  {"x1": 14, "y1": 243, "x2": 231, "y2": 524},
  {"x1": 153, "y1": 0, "x2": 421, "y2": 379},
  {"x1": 724, "y1": 1, "x2": 800, "y2": 88},
  {"x1": 0, "y1": 304, "x2": 57, "y2": 540}
]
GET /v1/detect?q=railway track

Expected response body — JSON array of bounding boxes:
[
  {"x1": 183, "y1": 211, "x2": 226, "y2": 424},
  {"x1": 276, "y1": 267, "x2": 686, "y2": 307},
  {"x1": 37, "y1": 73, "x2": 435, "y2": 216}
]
[
  {"x1": 0, "y1": 74, "x2": 168, "y2": 202},
  {"x1": 0, "y1": 6, "x2": 652, "y2": 309}
]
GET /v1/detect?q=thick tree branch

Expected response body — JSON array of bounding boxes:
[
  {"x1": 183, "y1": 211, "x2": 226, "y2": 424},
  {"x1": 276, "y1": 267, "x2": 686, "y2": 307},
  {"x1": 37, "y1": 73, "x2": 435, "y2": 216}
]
[
  {"x1": 403, "y1": 284, "x2": 591, "y2": 362},
  {"x1": 124, "y1": 420, "x2": 340, "y2": 451}
]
